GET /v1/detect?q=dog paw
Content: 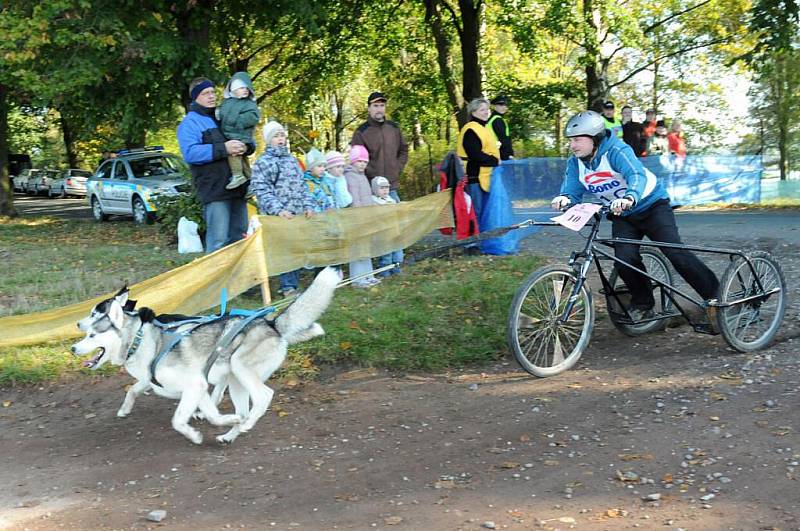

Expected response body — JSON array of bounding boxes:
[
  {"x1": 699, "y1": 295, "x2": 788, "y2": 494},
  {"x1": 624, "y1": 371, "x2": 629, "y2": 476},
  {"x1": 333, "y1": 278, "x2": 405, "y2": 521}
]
[
  {"x1": 192, "y1": 411, "x2": 206, "y2": 421},
  {"x1": 186, "y1": 431, "x2": 203, "y2": 445},
  {"x1": 117, "y1": 409, "x2": 129, "y2": 418},
  {"x1": 218, "y1": 414, "x2": 241, "y2": 426},
  {"x1": 216, "y1": 433, "x2": 236, "y2": 445}
]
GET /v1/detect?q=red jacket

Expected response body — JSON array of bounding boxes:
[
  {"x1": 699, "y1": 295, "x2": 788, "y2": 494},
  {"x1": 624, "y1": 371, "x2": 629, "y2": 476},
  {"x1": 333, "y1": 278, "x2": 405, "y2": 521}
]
[{"x1": 667, "y1": 132, "x2": 686, "y2": 157}]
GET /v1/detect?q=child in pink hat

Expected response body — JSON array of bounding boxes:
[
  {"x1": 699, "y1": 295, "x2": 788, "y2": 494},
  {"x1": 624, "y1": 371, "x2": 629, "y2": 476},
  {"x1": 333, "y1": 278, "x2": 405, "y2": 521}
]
[{"x1": 344, "y1": 145, "x2": 380, "y2": 288}]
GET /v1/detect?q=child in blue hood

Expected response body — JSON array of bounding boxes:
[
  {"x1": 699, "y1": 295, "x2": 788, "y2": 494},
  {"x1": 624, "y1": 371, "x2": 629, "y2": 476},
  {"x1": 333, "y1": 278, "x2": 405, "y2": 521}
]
[{"x1": 218, "y1": 71, "x2": 261, "y2": 190}]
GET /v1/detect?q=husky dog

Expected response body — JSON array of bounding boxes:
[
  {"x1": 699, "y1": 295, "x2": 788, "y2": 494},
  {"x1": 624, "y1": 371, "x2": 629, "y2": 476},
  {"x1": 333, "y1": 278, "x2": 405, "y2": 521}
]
[{"x1": 72, "y1": 267, "x2": 341, "y2": 444}]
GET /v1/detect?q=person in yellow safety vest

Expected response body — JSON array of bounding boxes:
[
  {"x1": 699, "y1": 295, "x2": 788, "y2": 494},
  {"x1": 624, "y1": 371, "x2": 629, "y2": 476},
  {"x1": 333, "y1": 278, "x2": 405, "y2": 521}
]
[
  {"x1": 602, "y1": 100, "x2": 623, "y2": 139},
  {"x1": 488, "y1": 95, "x2": 514, "y2": 160},
  {"x1": 456, "y1": 98, "x2": 500, "y2": 255}
]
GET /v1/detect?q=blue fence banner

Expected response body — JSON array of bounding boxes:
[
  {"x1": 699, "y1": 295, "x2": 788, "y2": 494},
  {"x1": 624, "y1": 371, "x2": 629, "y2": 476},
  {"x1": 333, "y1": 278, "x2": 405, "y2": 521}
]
[{"x1": 496, "y1": 154, "x2": 764, "y2": 207}]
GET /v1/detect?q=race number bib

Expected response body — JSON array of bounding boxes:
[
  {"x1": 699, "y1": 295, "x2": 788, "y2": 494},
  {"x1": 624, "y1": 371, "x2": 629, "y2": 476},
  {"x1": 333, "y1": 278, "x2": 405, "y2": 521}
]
[{"x1": 551, "y1": 203, "x2": 602, "y2": 231}]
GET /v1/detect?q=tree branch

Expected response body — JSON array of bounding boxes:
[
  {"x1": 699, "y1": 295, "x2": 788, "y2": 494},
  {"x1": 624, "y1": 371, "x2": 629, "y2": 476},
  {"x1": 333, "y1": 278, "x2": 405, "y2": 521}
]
[
  {"x1": 609, "y1": 35, "x2": 731, "y2": 88},
  {"x1": 642, "y1": 0, "x2": 713, "y2": 35},
  {"x1": 439, "y1": 0, "x2": 464, "y2": 38}
]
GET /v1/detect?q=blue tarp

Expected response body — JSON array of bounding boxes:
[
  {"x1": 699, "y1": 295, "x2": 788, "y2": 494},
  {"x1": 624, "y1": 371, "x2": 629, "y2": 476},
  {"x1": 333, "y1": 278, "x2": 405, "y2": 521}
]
[{"x1": 476, "y1": 155, "x2": 767, "y2": 255}]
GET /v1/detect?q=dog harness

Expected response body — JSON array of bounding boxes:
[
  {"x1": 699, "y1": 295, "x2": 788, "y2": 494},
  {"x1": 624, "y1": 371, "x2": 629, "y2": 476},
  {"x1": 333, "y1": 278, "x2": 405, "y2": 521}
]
[{"x1": 145, "y1": 289, "x2": 276, "y2": 387}]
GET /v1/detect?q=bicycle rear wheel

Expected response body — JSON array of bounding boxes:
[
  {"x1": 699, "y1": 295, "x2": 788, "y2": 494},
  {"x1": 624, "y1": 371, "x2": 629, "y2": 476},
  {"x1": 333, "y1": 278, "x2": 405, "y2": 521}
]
[
  {"x1": 507, "y1": 266, "x2": 594, "y2": 377},
  {"x1": 716, "y1": 251, "x2": 786, "y2": 351},
  {"x1": 607, "y1": 249, "x2": 674, "y2": 337}
]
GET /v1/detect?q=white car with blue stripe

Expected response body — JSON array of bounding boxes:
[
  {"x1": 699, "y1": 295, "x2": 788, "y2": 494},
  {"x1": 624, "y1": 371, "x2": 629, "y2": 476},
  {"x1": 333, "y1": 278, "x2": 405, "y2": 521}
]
[{"x1": 87, "y1": 147, "x2": 191, "y2": 224}]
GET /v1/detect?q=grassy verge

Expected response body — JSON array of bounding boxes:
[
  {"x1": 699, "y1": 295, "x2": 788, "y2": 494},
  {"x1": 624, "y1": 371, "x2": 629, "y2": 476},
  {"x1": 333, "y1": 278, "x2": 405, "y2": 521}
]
[{"x1": 0, "y1": 213, "x2": 544, "y2": 384}]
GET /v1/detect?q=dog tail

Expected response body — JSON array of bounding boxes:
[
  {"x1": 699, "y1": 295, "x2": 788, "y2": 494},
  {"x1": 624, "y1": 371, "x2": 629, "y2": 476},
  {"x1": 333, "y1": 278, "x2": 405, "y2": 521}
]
[{"x1": 275, "y1": 267, "x2": 341, "y2": 343}]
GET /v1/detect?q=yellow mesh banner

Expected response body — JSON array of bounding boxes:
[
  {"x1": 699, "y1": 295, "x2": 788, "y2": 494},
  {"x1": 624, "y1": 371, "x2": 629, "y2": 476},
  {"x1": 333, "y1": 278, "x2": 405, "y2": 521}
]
[{"x1": 0, "y1": 191, "x2": 452, "y2": 348}]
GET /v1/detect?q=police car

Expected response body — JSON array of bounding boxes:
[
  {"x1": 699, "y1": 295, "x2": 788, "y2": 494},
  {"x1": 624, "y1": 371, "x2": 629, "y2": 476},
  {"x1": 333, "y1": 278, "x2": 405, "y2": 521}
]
[{"x1": 87, "y1": 147, "x2": 191, "y2": 224}]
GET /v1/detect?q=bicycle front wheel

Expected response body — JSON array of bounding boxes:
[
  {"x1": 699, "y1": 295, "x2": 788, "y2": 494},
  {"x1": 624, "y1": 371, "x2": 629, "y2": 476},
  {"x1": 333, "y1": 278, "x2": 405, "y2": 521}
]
[
  {"x1": 507, "y1": 266, "x2": 595, "y2": 377},
  {"x1": 716, "y1": 251, "x2": 786, "y2": 351}
]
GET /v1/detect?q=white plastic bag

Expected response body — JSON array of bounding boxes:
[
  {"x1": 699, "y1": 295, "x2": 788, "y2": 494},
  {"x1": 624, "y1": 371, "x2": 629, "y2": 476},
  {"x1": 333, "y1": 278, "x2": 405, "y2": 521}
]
[{"x1": 177, "y1": 216, "x2": 204, "y2": 254}]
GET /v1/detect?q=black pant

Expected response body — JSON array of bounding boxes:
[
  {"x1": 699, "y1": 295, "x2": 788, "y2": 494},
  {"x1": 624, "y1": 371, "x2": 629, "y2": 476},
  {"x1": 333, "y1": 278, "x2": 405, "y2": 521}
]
[{"x1": 612, "y1": 200, "x2": 719, "y2": 310}]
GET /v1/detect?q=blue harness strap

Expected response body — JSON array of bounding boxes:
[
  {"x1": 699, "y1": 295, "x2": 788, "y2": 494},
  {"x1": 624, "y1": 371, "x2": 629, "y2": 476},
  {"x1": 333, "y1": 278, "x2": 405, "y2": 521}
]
[
  {"x1": 148, "y1": 288, "x2": 275, "y2": 387},
  {"x1": 202, "y1": 305, "x2": 276, "y2": 380}
]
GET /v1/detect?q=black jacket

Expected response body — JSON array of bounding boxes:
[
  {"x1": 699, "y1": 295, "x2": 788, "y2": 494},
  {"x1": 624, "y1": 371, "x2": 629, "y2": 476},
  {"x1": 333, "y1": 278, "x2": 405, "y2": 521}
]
[{"x1": 489, "y1": 112, "x2": 514, "y2": 160}]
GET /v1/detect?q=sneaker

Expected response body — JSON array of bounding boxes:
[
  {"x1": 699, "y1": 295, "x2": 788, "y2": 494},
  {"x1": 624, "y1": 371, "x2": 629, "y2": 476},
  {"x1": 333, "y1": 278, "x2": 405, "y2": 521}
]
[
  {"x1": 628, "y1": 307, "x2": 655, "y2": 322},
  {"x1": 226, "y1": 174, "x2": 249, "y2": 190},
  {"x1": 280, "y1": 287, "x2": 298, "y2": 297}
]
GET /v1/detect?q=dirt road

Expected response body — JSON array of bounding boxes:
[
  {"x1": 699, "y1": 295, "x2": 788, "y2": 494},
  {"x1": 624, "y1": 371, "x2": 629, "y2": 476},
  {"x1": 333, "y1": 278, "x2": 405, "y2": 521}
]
[{"x1": 1, "y1": 209, "x2": 798, "y2": 530}]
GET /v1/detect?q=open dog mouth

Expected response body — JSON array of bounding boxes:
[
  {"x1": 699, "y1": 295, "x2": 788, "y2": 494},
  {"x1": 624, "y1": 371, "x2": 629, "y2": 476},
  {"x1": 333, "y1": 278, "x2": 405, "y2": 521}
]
[{"x1": 82, "y1": 348, "x2": 105, "y2": 369}]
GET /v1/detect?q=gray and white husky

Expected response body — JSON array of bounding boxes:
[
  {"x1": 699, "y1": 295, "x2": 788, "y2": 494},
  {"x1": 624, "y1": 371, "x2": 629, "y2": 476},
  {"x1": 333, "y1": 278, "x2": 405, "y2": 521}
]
[{"x1": 72, "y1": 267, "x2": 340, "y2": 444}]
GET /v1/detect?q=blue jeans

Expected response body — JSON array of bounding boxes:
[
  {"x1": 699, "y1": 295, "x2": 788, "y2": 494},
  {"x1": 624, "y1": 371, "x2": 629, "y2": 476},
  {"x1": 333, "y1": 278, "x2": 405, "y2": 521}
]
[
  {"x1": 279, "y1": 270, "x2": 300, "y2": 292},
  {"x1": 203, "y1": 198, "x2": 248, "y2": 253},
  {"x1": 377, "y1": 250, "x2": 403, "y2": 276},
  {"x1": 466, "y1": 182, "x2": 487, "y2": 225}
]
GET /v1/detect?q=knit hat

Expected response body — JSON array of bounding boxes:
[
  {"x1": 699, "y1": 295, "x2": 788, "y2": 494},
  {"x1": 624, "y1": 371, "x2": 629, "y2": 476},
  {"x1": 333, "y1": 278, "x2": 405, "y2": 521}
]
[
  {"x1": 230, "y1": 78, "x2": 248, "y2": 94},
  {"x1": 349, "y1": 145, "x2": 369, "y2": 164},
  {"x1": 305, "y1": 148, "x2": 326, "y2": 170},
  {"x1": 262, "y1": 121, "x2": 286, "y2": 145},
  {"x1": 371, "y1": 176, "x2": 390, "y2": 195},
  {"x1": 325, "y1": 150, "x2": 346, "y2": 168}
]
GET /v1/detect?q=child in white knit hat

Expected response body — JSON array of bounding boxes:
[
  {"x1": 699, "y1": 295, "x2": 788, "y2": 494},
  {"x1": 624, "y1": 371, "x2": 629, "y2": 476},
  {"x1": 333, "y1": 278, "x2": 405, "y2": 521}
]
[{"x1": 371, "y1": 176, "x2": 404, "y2": 276}]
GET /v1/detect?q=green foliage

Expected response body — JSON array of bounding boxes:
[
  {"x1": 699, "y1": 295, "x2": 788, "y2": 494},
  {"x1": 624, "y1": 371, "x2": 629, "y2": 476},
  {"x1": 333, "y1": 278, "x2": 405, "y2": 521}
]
[
  {"x1": 151, "y1": 190, "x2": 205, "y2": 240},
  {"x1": 401, "y1": 139, "x2": 453, "y2": 199}
]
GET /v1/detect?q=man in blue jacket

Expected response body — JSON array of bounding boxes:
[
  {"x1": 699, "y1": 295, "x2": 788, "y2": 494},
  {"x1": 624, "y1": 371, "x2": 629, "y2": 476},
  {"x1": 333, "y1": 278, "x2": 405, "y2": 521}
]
[
  {"x1": 551, "y1": 110, "x2": 718, "y2": 321},
  {"x1": 177, "y1": 77, "x2": 250, "y2": 253}
]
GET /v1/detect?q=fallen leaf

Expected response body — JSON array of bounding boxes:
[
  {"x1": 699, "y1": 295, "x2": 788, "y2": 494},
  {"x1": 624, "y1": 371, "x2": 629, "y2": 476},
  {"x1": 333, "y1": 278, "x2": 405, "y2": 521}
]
[
  {"x1": 709, "y1": 416, "x2": 720, "y2": 421},
  {"x1": 567, "y1": 383, "x2": 583, "y2": 389},
  {"x1": 500, "y1": 461, "x2": 519, "y2": 469},
  {"x1": 433, "y1": 479, "x2": 455, "y2": 489},
  {"x1": 2, "y1": 400, "x2": 11, "y2": 408},
  {"x1": 519, "y1": 434, "x2": 531, "y2": 442},
  {"x1": 709, "y1": 392, "x2": 727, "y2": 401},
  {"x1": 618, "y1": 453, "x2": 654, "y2": 461},
  {"x1": 605, "y1": 508, "x2": 625, "y2": 518},
  {"x1": 339, "y1": 341, "x2": 352, "y2": 351},
  {"x1": 543, "y1": 460, "x2": 560, "y2": 466},
  {"x1": 662, "y1": 473, "x2": 673, "y2": 483},
  {"x1": 335, "y1": 494, "x2": 360, "y2": 502},
  {"x1": 558, "y1": 517, "x2": 576, "y2": 524},
  {"x1": 384, "y1": 516, "x2": 403, "y2": 525}
]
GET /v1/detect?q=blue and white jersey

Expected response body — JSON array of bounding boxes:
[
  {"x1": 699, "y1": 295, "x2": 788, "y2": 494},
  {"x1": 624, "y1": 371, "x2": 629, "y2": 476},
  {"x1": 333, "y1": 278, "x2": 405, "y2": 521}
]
[{"x1": 560, "y1": 131, "x2": 669, "y2": 216}]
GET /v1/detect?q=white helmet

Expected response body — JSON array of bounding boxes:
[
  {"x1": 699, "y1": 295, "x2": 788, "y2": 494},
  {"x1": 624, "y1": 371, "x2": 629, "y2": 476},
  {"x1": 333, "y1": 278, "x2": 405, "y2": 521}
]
[{"x1": 564, "y1": 110, "x2": 606, "y2": 138}]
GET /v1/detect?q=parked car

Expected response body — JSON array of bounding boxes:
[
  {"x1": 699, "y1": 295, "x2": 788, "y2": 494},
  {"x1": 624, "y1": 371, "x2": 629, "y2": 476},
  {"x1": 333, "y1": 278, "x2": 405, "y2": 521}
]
[
  {"x1": 49, "y1": 168, "x2": 92, "y2": 198},
  {"x1": 86, "y1": 147, "x2": 191, "y2": 224},
  {"x1": 13, "y1": 168, "x2": 34, "y2": 193},
  {"x1": 25, "y1": 169, "x2": 59, "y2": 196}
]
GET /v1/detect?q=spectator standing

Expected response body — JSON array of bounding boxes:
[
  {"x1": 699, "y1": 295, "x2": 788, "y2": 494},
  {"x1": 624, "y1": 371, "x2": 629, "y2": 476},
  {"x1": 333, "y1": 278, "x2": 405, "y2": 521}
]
[
  {"x1": 177, "y1": 77, "x2": 249, "y2": 254},
  {"x1": 602, "y1": 101, "x2": 623, "y2": 139},
  {"x1": 642, "y1": 108, "x2": 657, "y2": 140},
  {"x1": 324, "y1": 151, "x2": 353, "y2": 209},
  {"x1": 303, "y1": 148, "x2": 335, "y2": 213},
  {"x1": 646, "y1": 120, "x2": 670, "y2": 156},
  {"x1": 344, "y1": 145, "x2": 380, "y2": 288},
  {"x1": 250, "y1": 120, "x2": 315, "y2": 296},
  {"x1": 456, "y1": 97, "x2": 500, "y2": 225},
  {"x1": 350, "y1": 92, "x2": 409, "y2": 202},
  {"x1": 371, "y1": 176, "x2": 403, "y2": 276},
  {"x1": 667, "y1": 119, "x2": 687, "y2": 158},
  {"x1": 488, "y1": 95, "x2": 514, "y2": 160},
  {"x1": 621, "y1": 105, "x2": 646, "y2": 156},
  {"x1": 217, "y1": 71, "x2": 261, "y2": 190}
]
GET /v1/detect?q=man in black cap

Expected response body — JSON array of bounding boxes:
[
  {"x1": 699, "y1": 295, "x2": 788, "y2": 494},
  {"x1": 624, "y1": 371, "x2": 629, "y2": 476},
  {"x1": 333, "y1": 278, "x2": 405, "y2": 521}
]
[
  {"x1": 601, "y1": 100, "x2": 623, "y2": 139},
  {"x1": 351, "y1": 91, "x2": 409, "y2": 202},
  {"x1": 488, "y1": 95, "x2": 514, "y2": 160}
]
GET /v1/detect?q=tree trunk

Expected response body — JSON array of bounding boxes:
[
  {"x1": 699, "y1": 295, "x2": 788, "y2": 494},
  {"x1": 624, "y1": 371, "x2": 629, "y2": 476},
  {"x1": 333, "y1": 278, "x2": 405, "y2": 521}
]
[
  {"x1": 583, "y1": 0, "x2": 607, "y2": 110},
  {"x1": 333, "y1": 93, "x2": 343, "y2": 151},
  {"x1": 60, "y1": 114, "x2": 79, "y2": 168},
  {"x1": 554, "y1": 108, "x2": 562, "y2": 154},
  {"x1": 459, "y1": 0, "x2": 483, "y2": 119},
  {"x1": 422, "y1": 0, "x2": 463, "y2": 125},
  {"x1": 0, "y1": 84, "x2": 16, "y2": 217},
  {"x1": 651, "y1": 59, "x2": 660, "y2": 113},
  {"x1": 174, "y1": 1, "x2": 214, "y2": 111}
]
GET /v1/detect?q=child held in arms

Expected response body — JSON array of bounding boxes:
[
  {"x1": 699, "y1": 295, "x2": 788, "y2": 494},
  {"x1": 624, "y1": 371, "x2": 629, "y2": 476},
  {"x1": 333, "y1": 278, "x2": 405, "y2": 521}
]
[{"x1": 218, "y1": 71, "x2": 261, "y2": 190}]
